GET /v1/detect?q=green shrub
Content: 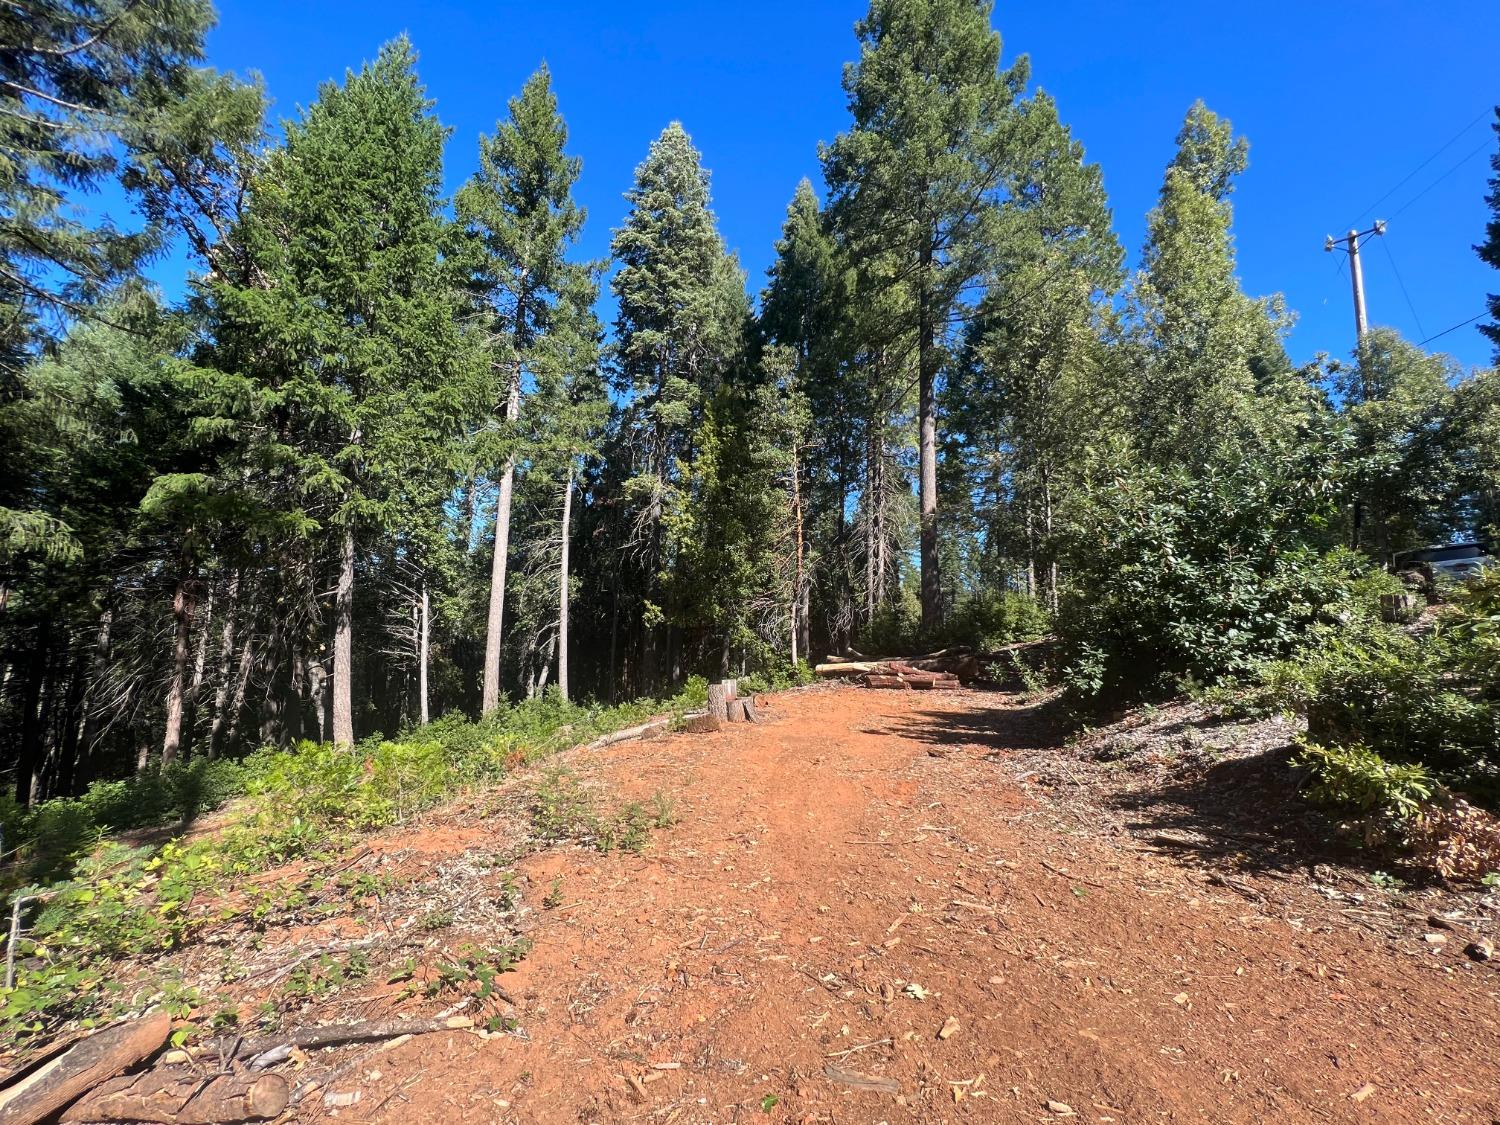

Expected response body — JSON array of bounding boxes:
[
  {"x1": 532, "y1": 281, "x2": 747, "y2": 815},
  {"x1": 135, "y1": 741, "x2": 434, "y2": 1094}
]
[
  {"x1": 1296, "y1": 739, "x2": 1434, "y2": 821},
  {"x1": 1056, "y1": 459, "x2": 1364, "y2": 702}
]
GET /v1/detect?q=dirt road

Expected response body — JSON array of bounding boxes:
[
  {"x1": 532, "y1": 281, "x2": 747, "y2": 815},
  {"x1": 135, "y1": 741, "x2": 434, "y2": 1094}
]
[{"x1": 310, "y1": 686, "x2": 1499, "y2": 1123}]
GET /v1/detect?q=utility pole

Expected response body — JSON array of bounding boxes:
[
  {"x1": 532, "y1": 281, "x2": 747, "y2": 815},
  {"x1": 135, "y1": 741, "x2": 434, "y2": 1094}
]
[{"x1": 1324, "y1": 220, "x2": 1387, "y2": 342}]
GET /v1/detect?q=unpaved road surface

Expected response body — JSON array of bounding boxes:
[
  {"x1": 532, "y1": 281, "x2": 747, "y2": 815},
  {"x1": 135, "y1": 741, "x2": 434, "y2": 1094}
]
[{"x1": 307, "y1": 687, "x2": 1500, "y2": 1123}]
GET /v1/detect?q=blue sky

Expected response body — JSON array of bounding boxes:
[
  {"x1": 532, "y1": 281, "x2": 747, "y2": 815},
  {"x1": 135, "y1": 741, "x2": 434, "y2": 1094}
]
[{"x1": 146, "y1": 0, "x2": 1499, "y2": 370}]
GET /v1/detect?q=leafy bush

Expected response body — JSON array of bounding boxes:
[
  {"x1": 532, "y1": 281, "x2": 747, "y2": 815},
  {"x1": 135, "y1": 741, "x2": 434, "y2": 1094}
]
[
  {"x1": 1295, "y1": 739, "x2": 1434, "y2": 820},
  {"x1": 1056, "y1": 460, "x2": 1360, "y2": 701},
  {"x1": 859, "y1": 587, "x2": 1049, "y2": 657}
]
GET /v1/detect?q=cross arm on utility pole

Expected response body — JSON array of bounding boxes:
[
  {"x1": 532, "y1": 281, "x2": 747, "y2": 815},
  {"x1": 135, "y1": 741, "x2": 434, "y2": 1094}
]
[{"x1": 1324, "y1": 220, "x2": 1387, "y2": 341}]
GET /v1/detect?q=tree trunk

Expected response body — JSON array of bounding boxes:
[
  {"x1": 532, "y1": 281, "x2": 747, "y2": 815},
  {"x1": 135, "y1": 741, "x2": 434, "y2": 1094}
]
[
  {"x1": 791, "y1": 440, "x2": 804, "y2": 667},
  {"x1": 481, "y1": 371, "x2": 522, "y2": 714},
  {"x1": 917, "y1": 241, "x2": 941, "y2": 632},
  {"x1": 160, "y1": 567, "x2": 195, "y2": 770},
  {"x1": 181, "y1": 580, "x2": 215, "y2": 762},
  {"x1": 222, "y1": 630, "x2": 254, "y2": 757},
  {"x1": 558, "y1": 464, "x2": 573, "y2": 702},
  {"x1": 206, "y1": 570, "x2": 241, "y2": 759},
  {"x1": 332, "y1": 524, "x2": 355, "y2": 747},
  {"x1": 418, "y1": 580, "x2": 430, "y2": 726},
  {"x1": 78, "y1": 605, "x2": 112, "y2": 771},
  {"x1": 15, "y1": 620, "x2": 49, "y2": 804}
]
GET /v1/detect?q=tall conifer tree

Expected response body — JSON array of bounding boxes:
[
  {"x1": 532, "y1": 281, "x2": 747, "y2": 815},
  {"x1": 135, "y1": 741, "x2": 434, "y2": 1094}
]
[
  {"x1": 823, "y1": 0, "x2": 1025, "y2": 631},
  {"x1": 456, "y1": 65, "x2": 590, "y2": 713}
]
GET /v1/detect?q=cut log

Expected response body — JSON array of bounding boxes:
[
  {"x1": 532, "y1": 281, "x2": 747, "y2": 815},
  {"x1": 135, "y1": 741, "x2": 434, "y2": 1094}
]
[
  {"x1": 60, "y1": 1071, "x2": 288, "y2": 1124},
  {"x1": 815, "y1": 661, "x2": 889, "y2": 678},
  {"x1": 228, "y1": 1016, "x2": 475, "y2": 1070},
  {"x1": 586, "y1": 716, "x2": 670, "y2": 750},
  {"x1": 725, "y1": 698, "x2": 748, "y2": 723},
  {"x1": 723, "y1": 678, "x2": 737, "y2": 701},
  {"x1": 707, "y1": 682, "x2": 730, "y2": 722},
  {"x1": 862, "y1": 675, "x2": 911, "y2": 690},
  {"x1": 0, "y1": 1011, "x2": 170, "y2": 1125},
  {"x1": 683, "y1": 713, "x2": 723, "y2": 734},
  {"x1": 740, "y1": 697, "x2": 761, "y2": 723}
]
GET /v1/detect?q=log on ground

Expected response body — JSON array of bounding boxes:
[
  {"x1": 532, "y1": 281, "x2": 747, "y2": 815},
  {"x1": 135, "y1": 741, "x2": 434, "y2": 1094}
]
[
  {"x1": 0, "y1": 1011, "x2": 170, "y2": 1125},
  {"x1": 59, "y1": 1070, "x2": 288, "y2": 1124}
]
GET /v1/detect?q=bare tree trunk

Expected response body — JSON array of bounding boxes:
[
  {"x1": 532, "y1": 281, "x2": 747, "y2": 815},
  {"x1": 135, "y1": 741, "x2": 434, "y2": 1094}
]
[
  {"x1": 481, "y1": 373, "x2": 522, "y2": 714},
  {"x1": 557, "y1": 464, "x2": 573, "y2": 702},
  {"x1": 16, "y1": 619, "x2": 49, "y2": 804},
  {"x1": 223, "y1": 631, "x2": 253, "y2": 756},
  {"x1": 790, "y1": 440, "x2": 804, "y2": 667},
  {"x1": 332, "y1": 525, "x2": 355, "y2": 747},
  {"x1": 917, "y1": 236, "x2": 941, "y2": 632},
  {"x1": 78, "y1": 606, "x2": 112, "y2": 767},
  {"x1": 418, "y1": 581, "x2": 430, "y2": 726},
  {"x1": 161, "y1": 567, "x2": 196, "y2": 770},
  {"x1": 206, "y1": 571, "x2": 241, "y2": 758},
  {"x1": 1042, "y1": 468, "x2": 1059, "y2": 614},
  {"x1": 181, "y1": 581, "x2": 215, "y2": 762}
]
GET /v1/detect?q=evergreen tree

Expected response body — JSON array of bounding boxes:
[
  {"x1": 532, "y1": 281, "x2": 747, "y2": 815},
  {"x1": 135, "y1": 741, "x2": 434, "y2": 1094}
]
[
  {"x1": 1123, "y1": 101, "x2": 1302, "y2": 469},
  {"x1": 951, "y1": 90, "x2": 1122, "y2": 607},
  {"x1": 823, "y1": 0, "x2": 1026, "y2": 631},
  {"x1": 1478, "y1": 107, "x2": 1500, "y2": 364},
  {"x1": 455, "y1": 65, "x2": 591, "y2": 713},
  {"x1": 608, "y1": 122, "x2": 746, "y2": 690},
  {"x1": 202, "y1": 38, "x2": 479, "y2": 745}
]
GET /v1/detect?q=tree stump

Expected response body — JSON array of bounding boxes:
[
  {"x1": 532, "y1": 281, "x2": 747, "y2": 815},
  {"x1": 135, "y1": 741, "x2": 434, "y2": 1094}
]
[
  {"x1": 683, "y1": 713, "x2": 723, "y2": 734},
  {"x1": 707, "y1": 682, "x2": 731, "y2": 722},
  {"x1": 725, "y1": 698, "x2": 749, "y2": 722}
]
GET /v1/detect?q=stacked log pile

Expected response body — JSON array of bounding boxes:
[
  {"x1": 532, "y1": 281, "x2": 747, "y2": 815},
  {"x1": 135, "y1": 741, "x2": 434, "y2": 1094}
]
[{"x1": 814, "y1": 649, "x2": 972, "y2": 690}]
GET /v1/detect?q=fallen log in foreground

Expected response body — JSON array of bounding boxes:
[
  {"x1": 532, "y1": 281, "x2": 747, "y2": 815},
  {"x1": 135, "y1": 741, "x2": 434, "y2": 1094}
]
[
  {"x1": 59, "y1": 1071, "x2": 287, "y2": 1124},
  {"x1": 0, "y1": 1012, "x2": 170, "y2": 1125}
]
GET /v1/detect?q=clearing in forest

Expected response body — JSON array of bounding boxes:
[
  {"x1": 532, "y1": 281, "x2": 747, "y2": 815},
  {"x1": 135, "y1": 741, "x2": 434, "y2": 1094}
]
[{"x1": 254, "y1": 684, "x2": 1498, "y2": 1123}]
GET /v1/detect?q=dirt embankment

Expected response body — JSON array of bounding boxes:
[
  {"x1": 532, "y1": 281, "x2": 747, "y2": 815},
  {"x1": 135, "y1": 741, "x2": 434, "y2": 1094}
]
[{"x1": 278, "y1": 685, "x2": 1499, "y2": 1123}]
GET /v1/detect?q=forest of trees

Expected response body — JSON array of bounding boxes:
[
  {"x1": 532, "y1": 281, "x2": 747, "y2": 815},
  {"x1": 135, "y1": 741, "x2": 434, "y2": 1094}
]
[{"x1": 4, "y1": 0, "x2": 1499, "y2": 806}]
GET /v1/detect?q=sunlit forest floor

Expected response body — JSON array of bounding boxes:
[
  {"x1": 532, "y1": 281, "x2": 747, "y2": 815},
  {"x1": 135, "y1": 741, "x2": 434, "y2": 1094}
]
[{"x1": 117, "y1": 685, "x2": 1499, "y2": 1122}]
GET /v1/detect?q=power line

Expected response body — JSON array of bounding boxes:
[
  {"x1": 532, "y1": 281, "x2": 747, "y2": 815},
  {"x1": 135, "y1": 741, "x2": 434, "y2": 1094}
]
[
  {"x1": 1350, "y1": 106, "x2": 1492, "y2": 227},
  {"x1": 1378, "y1": 236, "x2": 1426, "y2": 339},
  {"x1": 1390, "y1": 138, "x2": 1492, "y2": 219},
  {"x1": 1418, "y1": 312, "x2": 1485, "y2": 347}
]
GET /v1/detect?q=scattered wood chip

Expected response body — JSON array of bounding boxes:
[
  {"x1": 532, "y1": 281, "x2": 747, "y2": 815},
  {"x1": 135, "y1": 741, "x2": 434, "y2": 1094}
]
[
  {"x1": 1046, "y1": 1100, "x2": 1076, "y2": 1115},
  {"x1": 1350, "y1": 1083, "x2": 1376, "y2": 1103},
  {"x1": 823, "y1": 1065, "x2": 900, "y2": 1094},
  {"x1": 937, "y1": 1016, "x2": 960, "y2": 1040}
]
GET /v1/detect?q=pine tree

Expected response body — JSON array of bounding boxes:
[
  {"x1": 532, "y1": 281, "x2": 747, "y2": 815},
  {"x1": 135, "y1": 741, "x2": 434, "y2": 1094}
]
[
  {"x1": 952, "y1": 90, "x2": 1122, "y2": 606},
  {"x1": 1478, "y1": 107, "x2": 1500, "y2": 364},
  {"x1": 202, "y1": 38, "x2": 479, "y2": 746},
  {"x1": 456, "y1": 65, "x2": 591, "y2": 713},
  {"x1": 609, "y1": 122, "x2": 746, "y2": 689},
  {"x1": 1124, "y1": 101, "x2": 1301, "y2": 468},
  {"x1": 822, "y1": 0, "x2": 1026, "y2": 632}
]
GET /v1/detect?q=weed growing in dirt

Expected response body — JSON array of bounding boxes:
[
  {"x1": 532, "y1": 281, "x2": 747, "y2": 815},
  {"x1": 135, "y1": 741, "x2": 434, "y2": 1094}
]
[{"x1": 0, "y1": 682, "x2": 707, "y2": 1050}]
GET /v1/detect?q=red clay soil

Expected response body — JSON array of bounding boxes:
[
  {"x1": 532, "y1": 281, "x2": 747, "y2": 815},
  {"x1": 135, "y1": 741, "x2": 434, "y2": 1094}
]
[{"x1": 302, "y1": 686, "x2": 1500, "y2": 1123}]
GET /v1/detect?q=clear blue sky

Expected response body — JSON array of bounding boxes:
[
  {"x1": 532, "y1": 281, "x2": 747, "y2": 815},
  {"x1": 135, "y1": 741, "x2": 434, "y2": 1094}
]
[{"x1": 155, "y1": 0, "x2": 1500, "y2": 370}]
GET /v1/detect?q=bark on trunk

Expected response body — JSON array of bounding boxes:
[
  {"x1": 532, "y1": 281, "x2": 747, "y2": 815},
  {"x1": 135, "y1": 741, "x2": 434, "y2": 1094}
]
[
  {"x1": 160, "y1": 568, "x2": 195, "y2": 770},
  {"x1": 181, "y1": 580, "x2": 215, "y2": 761},
  {"x1": 917, "y1": 242, "x2": 941, "y2": 632},
  {"x1": 222, "y1": 631, "x2": 253, "y2": 757},
  {"x1": 206, "y1": 571, "x2": 241, "y2": 759},
  {"x1": 332, "y1": 525, "x2": 355, "y2": 747},
  {"x1": 558, "y1": 464, "x2": 573, "y2": 702},
  {"x1": 791, "y1": 440, "x2": 804, "y2": 667},
  {"x1": 481, "y1": 372, "x2": 522, "y2": 714},
  {"x1": 418, "y1": 581, "x2": 430, "y2": 726}
]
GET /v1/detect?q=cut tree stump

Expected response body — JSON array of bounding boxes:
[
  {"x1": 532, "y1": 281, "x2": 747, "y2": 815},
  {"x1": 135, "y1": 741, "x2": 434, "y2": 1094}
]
[
  {"x1": 0, "y1": 1011, "x2": 170, "y2": 1125},
  {"x1": 707, "y1": 682, "x2": 730, "y2": 722},
  {"x1": 59, "y1": 1070, "x2": 288, "y2": 1124},
  {"x1": 740, "y1": 697, "x2": 761, "y2": 723},
  {"x1": 725, "y1": 698, "x2": 748, "y2": 722},
  {"x1": 683, "y1": 713, "x2": 723, "y2": 734}
]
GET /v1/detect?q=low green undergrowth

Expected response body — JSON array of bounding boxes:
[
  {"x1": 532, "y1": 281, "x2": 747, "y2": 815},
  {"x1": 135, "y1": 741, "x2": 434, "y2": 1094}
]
[
  {"x1": 0, "y1": 684, "x2": 707, "y2": 1049},
  {"x1": 1223, "y1": 570, "x2": 1500, "y2": 840}
]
